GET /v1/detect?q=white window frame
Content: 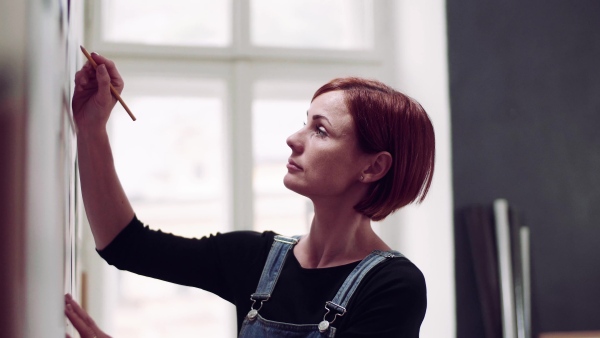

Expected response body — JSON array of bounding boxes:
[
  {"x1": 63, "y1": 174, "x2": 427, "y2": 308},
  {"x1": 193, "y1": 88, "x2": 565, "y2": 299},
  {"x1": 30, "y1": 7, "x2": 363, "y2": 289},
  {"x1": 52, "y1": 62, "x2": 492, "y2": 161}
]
[
  {"x1": 85, "y1": 0, "x2": 395, "y2": 233},
  {"x1": 87, "y1": 0, "x2": 387, "y2": 63}
]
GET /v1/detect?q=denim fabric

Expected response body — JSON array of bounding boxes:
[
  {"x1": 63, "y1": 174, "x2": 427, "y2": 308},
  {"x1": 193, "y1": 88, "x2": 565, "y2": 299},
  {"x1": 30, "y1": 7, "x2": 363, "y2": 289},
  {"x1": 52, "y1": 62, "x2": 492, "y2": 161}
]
[
  {"x1": 328, "y1": 250, "x2": 404, "y2": 312},
  {"x1": 251, "y1": 235, "x2": 299, "y2": 302},
  {"x1": 239, "y1": 314, "x2": 336, "y2": 338},
  {"x1": 239, "y1": 235, "x2": 403, "y2": 338}
]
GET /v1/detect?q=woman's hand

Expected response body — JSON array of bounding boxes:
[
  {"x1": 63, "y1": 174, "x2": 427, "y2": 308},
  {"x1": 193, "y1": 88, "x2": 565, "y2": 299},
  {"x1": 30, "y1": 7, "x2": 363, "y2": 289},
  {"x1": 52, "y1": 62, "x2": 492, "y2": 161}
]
[
  {"x1": 72, "y1": 53, "x2": 124, "y2": 134},
  {"x1": 65, "y1": 294, "x2": 112, "y2": 338}
]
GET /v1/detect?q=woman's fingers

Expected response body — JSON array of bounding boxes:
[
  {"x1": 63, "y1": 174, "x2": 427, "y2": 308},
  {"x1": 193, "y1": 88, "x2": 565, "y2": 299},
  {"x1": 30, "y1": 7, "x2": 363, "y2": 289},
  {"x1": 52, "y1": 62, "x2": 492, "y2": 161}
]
[
  {"x1": 94, "y1": 64, "x2": 113, "y2": 105},
  {"x1": 90, "y1": 53, "x2": 124, "y2": 92},
  {"x1": 74, "y1": 63, "x2": 103, "y2": 93},
  {"x1": 65, "y1": 294, "x2": 110, "y2": 338},
  {"x1": 65, "y1": 294, "x2": 94, "y2": 325},
  {"x1": 73, "y1": 61, "x2": 115, "y2": 109},
  {"x1": 74, "y1": 70, "x2": 94, "y2": 91},
  {"x1": 65, "y1": 303, "x2": 96, "y2": 338},
  {"x1": 72, "y1": 54, "x2": 123, "y2": 131}
]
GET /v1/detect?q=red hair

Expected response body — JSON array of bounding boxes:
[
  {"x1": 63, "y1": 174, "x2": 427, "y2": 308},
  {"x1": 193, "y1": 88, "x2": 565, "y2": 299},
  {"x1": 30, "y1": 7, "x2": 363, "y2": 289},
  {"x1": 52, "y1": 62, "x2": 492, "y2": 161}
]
[{"x1": 312, "y1": 77, "x2": 435, "y2": 221}]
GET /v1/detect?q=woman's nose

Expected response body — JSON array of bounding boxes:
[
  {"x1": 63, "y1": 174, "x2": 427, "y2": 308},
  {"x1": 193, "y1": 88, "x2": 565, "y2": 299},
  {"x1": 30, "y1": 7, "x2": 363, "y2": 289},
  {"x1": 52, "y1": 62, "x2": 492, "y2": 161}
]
[{"x1": 286, "y1": 128, "x2": 304, "y2": 153}]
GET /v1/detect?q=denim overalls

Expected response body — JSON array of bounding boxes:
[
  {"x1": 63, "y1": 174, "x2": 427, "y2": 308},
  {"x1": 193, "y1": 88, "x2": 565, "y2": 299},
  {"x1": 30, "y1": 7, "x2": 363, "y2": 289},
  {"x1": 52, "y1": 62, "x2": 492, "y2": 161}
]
[{"x1": 238, "y1": 235, "x2": 404, "y2": 338}]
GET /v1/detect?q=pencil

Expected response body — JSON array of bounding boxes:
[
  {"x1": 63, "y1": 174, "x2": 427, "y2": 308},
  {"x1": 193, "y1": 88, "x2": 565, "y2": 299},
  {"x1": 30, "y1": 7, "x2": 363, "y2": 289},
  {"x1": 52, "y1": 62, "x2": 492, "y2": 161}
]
[{"x1": 79, "y1": 45, "x2": 136, "y2": 121}]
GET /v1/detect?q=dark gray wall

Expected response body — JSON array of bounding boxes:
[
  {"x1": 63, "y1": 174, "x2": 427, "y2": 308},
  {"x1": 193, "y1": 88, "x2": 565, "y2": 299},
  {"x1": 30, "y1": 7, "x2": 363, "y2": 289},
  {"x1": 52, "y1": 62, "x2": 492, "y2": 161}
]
[{"x1": 447, "y1": 1, "x2": 600, "y2": 337}]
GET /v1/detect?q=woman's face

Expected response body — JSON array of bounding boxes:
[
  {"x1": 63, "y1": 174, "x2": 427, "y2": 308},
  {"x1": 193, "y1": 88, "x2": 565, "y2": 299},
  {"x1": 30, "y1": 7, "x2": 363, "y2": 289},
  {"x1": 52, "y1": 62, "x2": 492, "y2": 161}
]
[{"x1": 283, "y1": 91, "x2": 368, "y2": 199}]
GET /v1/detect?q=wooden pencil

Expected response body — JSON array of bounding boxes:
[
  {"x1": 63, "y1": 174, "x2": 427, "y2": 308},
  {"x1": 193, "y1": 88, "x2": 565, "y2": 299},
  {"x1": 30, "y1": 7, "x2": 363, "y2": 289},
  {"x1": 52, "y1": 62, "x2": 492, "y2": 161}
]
[{"x1": 79, "y1": 45, "x2": 136, "y2": 121}]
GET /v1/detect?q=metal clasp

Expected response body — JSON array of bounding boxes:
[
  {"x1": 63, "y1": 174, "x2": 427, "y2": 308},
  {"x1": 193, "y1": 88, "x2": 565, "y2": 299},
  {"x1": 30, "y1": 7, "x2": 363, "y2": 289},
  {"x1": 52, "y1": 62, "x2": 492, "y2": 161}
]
[
  {"x1": 246, "y1": 297, "x2": 267, "y2": 321},
  {"x1": 319, "y1": 301, "x2": 346, "y2": 332}
]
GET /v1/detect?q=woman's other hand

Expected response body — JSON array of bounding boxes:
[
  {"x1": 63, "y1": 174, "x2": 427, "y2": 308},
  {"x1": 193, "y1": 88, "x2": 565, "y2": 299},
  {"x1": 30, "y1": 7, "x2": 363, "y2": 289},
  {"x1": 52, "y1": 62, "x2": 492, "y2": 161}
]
[
  {"x1": 65, "y1": 294, "x2": 112, "y2": 338},
  {"x1": 72, "y1": 53, "x2": 124, "y2": 133}
]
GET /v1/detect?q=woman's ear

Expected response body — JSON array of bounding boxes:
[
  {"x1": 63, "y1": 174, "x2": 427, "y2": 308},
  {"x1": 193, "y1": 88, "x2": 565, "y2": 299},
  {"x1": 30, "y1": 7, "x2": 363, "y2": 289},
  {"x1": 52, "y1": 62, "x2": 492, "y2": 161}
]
[{"x1": 361, "y1": 151, "x2": 392, "y2": 183}]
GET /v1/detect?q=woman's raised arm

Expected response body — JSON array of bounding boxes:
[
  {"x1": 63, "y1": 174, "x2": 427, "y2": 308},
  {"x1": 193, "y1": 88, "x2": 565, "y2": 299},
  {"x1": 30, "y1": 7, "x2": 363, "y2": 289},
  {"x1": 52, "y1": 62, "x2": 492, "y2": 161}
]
[{"x1": 72, "y1": 54, "x2": 134, "y2": 250}]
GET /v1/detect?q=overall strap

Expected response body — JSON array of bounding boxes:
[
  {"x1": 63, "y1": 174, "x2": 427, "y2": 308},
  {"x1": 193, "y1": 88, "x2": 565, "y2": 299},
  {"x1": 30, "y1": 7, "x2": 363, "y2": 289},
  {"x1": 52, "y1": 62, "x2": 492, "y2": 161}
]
[
  {"x1": 251, "y1": 235, "x2": 299, "y2": 302},
  {"x1": 318, "y1": 250, "x2": 404, "y2": 332}
]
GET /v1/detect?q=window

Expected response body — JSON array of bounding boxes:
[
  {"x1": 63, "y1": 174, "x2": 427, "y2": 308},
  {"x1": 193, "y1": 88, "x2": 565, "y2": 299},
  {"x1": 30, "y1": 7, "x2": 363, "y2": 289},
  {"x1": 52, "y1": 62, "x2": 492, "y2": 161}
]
[
  {"x1": 102, "y1": 0, "x2": 231, "y2": 47},
  {"x1": 112, "y1": 77, "x2": 228, "y2": 237},
  {"x1": 250, "y1": 0, "x2": 373, "y2": 50},
  {"x1": 86, "y1": 1, "x2": 390, "y2": 337},
  {"x1": 110, "y1": 76, "x2": 233, "y2": 337},
  {"x1": 251, "y1": 81, "x2": 318, "y2": 235}
]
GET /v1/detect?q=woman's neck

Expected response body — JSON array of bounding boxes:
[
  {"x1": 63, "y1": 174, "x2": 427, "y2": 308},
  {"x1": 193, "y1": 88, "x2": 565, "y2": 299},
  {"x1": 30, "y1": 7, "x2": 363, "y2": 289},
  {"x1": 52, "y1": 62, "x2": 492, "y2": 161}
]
[{"x1": 294, "y1": 204, "x2": 391, "y2": 269}]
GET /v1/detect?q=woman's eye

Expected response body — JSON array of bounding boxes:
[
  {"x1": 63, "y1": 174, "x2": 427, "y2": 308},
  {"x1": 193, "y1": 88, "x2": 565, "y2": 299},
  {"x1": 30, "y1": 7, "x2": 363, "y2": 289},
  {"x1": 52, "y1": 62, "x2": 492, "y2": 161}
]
[
  {"x1": 316, "y1": 126, "x2": 327, "y2": 136},
  {"x1": 303, "y1": 121, "x2": 326, "y2": 137}
]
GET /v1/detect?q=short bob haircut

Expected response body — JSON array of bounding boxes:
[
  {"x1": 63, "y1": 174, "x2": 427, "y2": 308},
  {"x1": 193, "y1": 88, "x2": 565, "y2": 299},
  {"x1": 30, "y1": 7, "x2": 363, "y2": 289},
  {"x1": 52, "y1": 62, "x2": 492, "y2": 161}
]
[{"x1": 312, "y1": 77, "x2": 435, "y2": 221}]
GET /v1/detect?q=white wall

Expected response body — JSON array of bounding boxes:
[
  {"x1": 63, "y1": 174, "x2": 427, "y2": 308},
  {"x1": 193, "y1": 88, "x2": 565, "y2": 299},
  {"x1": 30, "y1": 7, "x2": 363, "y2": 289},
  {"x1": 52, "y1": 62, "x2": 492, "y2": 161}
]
[
  {"x1": 24, "y1": 1, "x2": 66, "y2": 337},
  {"x1": 388, "y1": 1, "x2": 455, "y2": 337},
  {"x1": 23, "y1": 1, "x2": 84, "y2": 337}
]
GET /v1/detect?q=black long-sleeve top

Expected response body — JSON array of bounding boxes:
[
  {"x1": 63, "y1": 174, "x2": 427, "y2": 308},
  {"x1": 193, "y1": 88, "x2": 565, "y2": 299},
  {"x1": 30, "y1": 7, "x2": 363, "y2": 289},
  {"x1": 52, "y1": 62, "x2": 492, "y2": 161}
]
[{"x1": 98, "y1": 216, "x2": 427, "y2": 337}]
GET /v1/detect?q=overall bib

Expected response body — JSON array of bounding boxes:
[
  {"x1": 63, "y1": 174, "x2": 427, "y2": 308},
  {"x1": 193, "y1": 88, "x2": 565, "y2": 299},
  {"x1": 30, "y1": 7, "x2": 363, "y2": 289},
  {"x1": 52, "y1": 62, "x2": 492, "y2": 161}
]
[{"x1": 238, "y1": 235, "x2": 404, "y2": 338}]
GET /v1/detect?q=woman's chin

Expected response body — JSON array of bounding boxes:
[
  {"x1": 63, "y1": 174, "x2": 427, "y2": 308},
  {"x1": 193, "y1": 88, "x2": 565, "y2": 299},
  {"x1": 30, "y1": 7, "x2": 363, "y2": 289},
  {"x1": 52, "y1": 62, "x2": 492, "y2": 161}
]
[
  {"x1": 283, "y1": 175, "x2": 306, "y2": 196},
  {"x1": 282, "y1": 174, "x2": 296, "y2": 191}
]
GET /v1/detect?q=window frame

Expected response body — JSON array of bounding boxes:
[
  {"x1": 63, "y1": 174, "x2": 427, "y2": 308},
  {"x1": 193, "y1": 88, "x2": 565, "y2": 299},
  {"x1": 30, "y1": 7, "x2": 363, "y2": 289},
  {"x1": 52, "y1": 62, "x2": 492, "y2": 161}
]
[
  {"x1": 86, "y1": 0, "x2": 394, "y2": 234},
  {"x1": 87, "y1": 0, "x2": 388, "y2": 63}
]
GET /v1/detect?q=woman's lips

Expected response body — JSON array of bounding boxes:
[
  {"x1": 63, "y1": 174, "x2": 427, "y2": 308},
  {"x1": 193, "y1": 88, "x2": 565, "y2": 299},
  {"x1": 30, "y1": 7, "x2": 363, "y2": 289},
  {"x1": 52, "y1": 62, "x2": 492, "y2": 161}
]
[{"x1": 286, "y1": 159, "x2": 303, "y2": 171}]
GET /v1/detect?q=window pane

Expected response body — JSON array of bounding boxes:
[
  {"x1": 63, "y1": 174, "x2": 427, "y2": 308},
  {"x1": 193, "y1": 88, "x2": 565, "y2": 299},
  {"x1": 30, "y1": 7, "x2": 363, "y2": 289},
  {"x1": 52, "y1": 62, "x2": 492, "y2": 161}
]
[
  {"x1": 252, "y1": 81, "x2": 319, "y2": 236},
  {"x1": 110, "y1": 78, "x2": 234, "y2": 337},
  {"x1": 103, "y1": 0, "x2": 231, "y2": 47},
  {"x1": 250, "y1": 0, "x2": 374, "y2": 50}
]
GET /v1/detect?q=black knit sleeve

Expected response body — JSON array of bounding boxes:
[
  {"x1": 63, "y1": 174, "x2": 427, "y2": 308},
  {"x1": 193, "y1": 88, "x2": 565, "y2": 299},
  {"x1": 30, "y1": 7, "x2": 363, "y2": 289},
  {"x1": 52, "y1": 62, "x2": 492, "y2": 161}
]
[{"x1": 97, "y1": 215, "x2": 275, "y2": 304}]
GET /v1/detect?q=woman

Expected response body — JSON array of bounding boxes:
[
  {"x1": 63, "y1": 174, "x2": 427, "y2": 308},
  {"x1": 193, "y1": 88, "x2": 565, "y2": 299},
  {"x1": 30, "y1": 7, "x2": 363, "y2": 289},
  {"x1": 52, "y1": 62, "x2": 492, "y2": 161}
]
[{"x1": 69, "y1": 53, "x2": 435, "y2": 337}]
